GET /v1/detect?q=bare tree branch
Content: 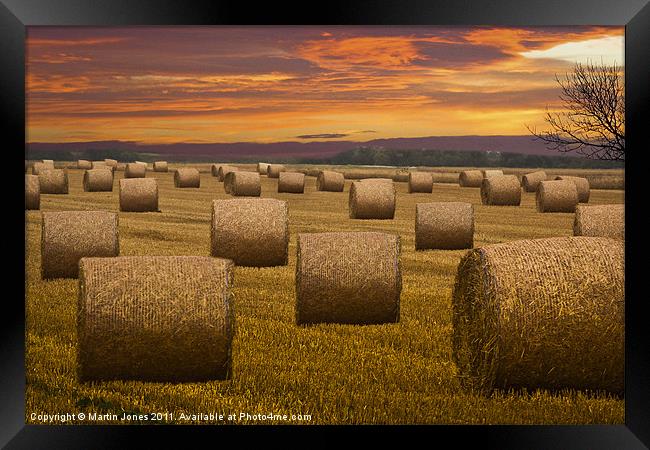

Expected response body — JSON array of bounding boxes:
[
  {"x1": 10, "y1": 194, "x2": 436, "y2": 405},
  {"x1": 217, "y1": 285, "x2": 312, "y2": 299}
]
[{"x1": 526, "y1": 61, "x2": 624, "y2": 161}]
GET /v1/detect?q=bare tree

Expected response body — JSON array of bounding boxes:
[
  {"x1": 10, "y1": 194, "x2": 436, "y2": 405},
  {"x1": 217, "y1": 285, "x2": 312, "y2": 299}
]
[{"x1": 527, "y1": 61, "x2": 624, "y2": 161}]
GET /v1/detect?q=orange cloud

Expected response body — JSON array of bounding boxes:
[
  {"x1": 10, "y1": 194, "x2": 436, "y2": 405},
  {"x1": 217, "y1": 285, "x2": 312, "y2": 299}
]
[
  {"x1": 296, "y1": 35, "x2": 459, "y2": 71},
  {"x1": 25, "y1": 26, "x2": 625, "y2": 144},
  {"x1": 27, "y1": 37, "x2": 129, "y2": 47}
]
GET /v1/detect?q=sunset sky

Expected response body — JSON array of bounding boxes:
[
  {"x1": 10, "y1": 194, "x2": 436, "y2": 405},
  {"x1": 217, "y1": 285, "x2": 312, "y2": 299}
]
[{"x1": 26, "y1": 26, "x2": 624, "y2": 144}]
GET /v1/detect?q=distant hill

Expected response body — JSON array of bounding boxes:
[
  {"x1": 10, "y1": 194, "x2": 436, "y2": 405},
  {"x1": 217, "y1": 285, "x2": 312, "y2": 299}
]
[{"x1": 27, "y1": 135, "x2": 572, "y2": 161}]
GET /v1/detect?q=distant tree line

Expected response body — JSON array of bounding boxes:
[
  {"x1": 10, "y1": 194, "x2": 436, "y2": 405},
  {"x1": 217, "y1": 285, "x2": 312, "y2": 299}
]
[
  {"x1": 310, "y1": 146, "x2": 623, "y2": 169},
  {"x1": 27, "y1": 146, "x2": 623, "y2": 169},
  {"x1": 26, "y1": 148, "x2": 143, "y2": 162}
]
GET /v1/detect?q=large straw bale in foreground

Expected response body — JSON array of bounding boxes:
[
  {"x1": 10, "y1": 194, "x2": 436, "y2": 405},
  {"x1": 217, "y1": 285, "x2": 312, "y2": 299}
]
[
  {"x1": 174, "y1": 168, "x2": 200, "y2": 188},
  {"x1": 153, "y1": 161, "x2": 168, "y2": 172},
  {"x1": 38, "y1": 169, "x2": 69, "y2": 194},
  {"x1": 574, "y1": 204, "x2": 624, "y2": 240},
  {"x1": 296, "y1": 232, "x2": 401, "y2": 325},
  {"x1": 267, "y1": 164, "x2": 286, "y2": 178},
  {"x1": 555, "y1": 176, "x2": 590, "y2": 203},
  {"x1": 217, "y1": 165, "x2": 238, "y2": 181},
  {"x1": 41, "y1": 211, "x2": 119, "y2": 279},
  {"x1": 416, "y1": 202, "x2": 474, "y2": 250},
  {"x1": 119, "y1": 178, "x2": 159, "y2": 212},
  {"x1": 459, "y1": 170, "x2": 483, "y2": 187},
  {"x1": 408, "y1": 172, "x2": 433, "y2": 193},
  {"x1": 224, "y1": 171, "x2": 261, "y2": 196},
  {"x1": 452, "y1": 236, "x2": 624, "y2": 394},
  {"x1": 83, "y1": 168, "x2": 113, "y2": 192},
  {"x1": 278, "y1": 172, "x2": 305, "y2": 193},
  {"x1": 480, "y1": 175, "x2": 521, "y2": 206},
  {"x1": 32, "y1": 161, "x2": 55, "y2": 175},
  {"x1": 77, "y1": 160, "x2": 92, "y2": 170},
  {"x1": 349, "y1": 179, "x2": 396, "y2": 219},
  {"x1": 211, "y1": 198, "x2": 288, "y2": 266},
  {"x1": 125, "y1": 163, "x2": 146, "y2": 178},
  {"x1": 257, "y1": 162, "x2": 269, "y2": 175},
  {"x1": 522, "y1": 170, "x2": 547, "y2": 192},
  {"x1": 77, "y1": 256, "x2": 234, "y2": 381},
  {"x1": 536, "y1": 180, "x2": 578, "y2": 213},
  {"x1": 482, "y1": 169, "x2": 504, "y2": 178},
  {"x1": 25, "y1": 175, "x2": 40, "y2": 210},
  {"x1": 316, "y1": 170, "x2": 344, "y2": 192}
]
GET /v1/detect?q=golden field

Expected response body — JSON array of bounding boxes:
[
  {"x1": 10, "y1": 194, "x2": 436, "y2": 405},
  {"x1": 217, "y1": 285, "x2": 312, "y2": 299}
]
[{"x1": 25, "y1": 164, "x2": 625, "y2": 425}]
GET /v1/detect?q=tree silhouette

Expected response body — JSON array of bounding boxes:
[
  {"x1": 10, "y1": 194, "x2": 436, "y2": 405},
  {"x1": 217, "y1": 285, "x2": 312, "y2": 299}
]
[{"x1": 527, "y1": 61, "x2": 624, "y2": 161}]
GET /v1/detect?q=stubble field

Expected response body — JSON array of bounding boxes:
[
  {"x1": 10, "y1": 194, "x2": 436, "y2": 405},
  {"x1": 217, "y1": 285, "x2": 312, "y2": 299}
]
[{"x1": 25, "y1": 164, "x2": 625, "y2": 425}]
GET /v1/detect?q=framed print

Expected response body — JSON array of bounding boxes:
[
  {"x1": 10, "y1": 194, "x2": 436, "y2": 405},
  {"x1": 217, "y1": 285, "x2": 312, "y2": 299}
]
[{"x1": 2, "y1": 0, "x2": 649, "y2": 447}]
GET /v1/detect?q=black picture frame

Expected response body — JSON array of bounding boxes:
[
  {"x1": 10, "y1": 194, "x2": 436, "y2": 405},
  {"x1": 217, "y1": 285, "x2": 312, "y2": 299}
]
[{"x1": 3, "y1": 0, "x2": 649, "y2": 447}]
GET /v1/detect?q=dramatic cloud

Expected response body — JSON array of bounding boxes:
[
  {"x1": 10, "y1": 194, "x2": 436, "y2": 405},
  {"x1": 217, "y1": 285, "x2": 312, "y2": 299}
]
[
  {"x1": 296, "y1": 133, "x2": 350, "y2": 139},
  {"x1": 26, "y1": 26, "x2": 624, "y2": 144}
]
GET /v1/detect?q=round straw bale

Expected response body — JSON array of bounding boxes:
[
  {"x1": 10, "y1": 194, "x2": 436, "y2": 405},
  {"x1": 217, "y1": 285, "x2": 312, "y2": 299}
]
[
  {"x1": 125, "y1": 162, "x2": 146, "y2": 178},
  {"x1": 257, "y1": 162, "x2": 269, "y2": 175},
  {"x1": 211, "y1": 164, "x2": 220, "y2": 177},
  {"x1": 25, "y1": 174, "x2": 40, "y2": 210},
  {"x1": 119, "y1": 178, "x2": 159, "y2": 212},
  {"x1": 174, "y1": 168, "x2": 200, "y2": 188},
  {"x1": 38, "y1": 169, "x2": 69, "y2": 194},
  {"x1": 408, "y1": 172, "x2": 433, "y2": 193},
  {"x1": 217, "y1": 165, "x2": 238, "y2": 182},
  {"x1": 522, "y1": 170, "x2": 547, "y2": 192},
  {"x1": 223, "y1": 171, "x2": 234, "y2": 194},
  {"x1": 360, "y1": 177, "x2": 393, "y2": 184},
  {"x1": 555, "y1": 176, "x2": 590, "y2": 203},
  {"x1": 32, "y1": 161, "x2": 55, "y2": 175},
  {"x1": 83, "y1": 168, "x2": 114, "y2": 192},
  {"x1": 316, "y1": 170, "x2": 345, "y2": 192},
  {"x1": 42, "y1": 159, "x2": 54, "y2": 165},
  {"x1": 480, "y1": 175, "x2": 521, "y2": 206},
  {"x1": 211, "y1": 198, "x2": 288, "y2": 267},
  {"x1": 104, "y1": 158, "x2": 118, "y2": 168},
  {"x1": 153, "y1": 161, "x2": 168, "y2": 172},
  {"x1": 115, "y1": 163, "x2": 126, "y2": 171},
  {"x1": 41, "y1": 210, "x2": 119, "y2": 279},
  {"x1": 416, "y1": 202, "x2": 474, "y2": 250},
  {"x1": 431, "y1": 172, "x2": 457, "y2": 183},
  {"x1": 574, "y1": 204, "x2": 624, "y2": 240},
  {"x1": 349, "y1": 180, "x2": 396, "y2": 219},
  {"x1": 91, "y1": 161, "x2": 110, "y2": 171},
  {"x1": 296, "y1": 232, "x2": 401, "y2": 325},
  {"x1": 77, "y1": 256, "x2": 234, "y2": 382},
  {"x1": 452, "y1": 236, "x2": 624, "y2": 395},
  {"x1": 459, "y1": 170, "x2": 483, "y2": 187},
  {"x1": 536, "y1": 180, "x2": 578, "y2": 213},
  {"x1": 224, "y1": 171, "x2": 261, "y2": 196},
  {"x1": 278, "y1": 172, "x2": 305, "y2": 193},
  {"x1": 482, "y1": 169, "x2": 504, "y2": 178},
  {"x1": 77, "y1": 160, "x2": 92, "y2": 170},
  {"x1": 267, "y1": 164, "x2": 286, "y2": 178}
]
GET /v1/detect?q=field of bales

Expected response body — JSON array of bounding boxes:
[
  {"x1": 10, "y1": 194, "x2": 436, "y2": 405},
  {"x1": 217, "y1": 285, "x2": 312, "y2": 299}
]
[{"x1": 25, "y1": 163, "x2": 624, "y2": 425}]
